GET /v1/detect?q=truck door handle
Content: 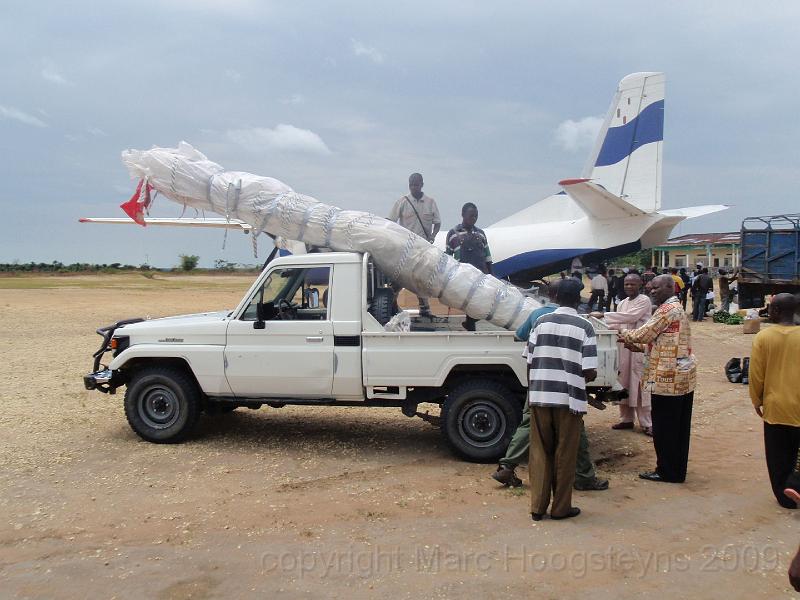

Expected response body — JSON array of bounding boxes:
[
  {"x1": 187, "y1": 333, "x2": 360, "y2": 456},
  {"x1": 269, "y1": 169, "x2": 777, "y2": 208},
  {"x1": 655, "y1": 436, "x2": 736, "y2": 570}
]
[{"x1": 306, "y1": 336, "x2": 324, "y2": 343}]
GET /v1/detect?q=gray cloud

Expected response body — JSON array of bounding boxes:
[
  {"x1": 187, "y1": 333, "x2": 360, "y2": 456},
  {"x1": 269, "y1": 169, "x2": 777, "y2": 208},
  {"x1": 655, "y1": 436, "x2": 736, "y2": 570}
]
[
  {"x1": 555, "y1": 116, "x2": 604, "y2": 152},
  {"x1": 41, "y1": 59, "x2": 72, "y2": 86},
  {"x1": 351, "y1": 38, "x2": 384, "y2": 64},
  {"x1": 1, "y1": 0, "x2": 799, "y2": 267},
  {"x1": 281, "y1": 93, "x2": 306, "y2": 105},
  {"x1": 226, "y1": 124, "x2": 331, "y2": 155},
  {"x1": 0, "y1": 104, "x2": 47, "y2": 127}
]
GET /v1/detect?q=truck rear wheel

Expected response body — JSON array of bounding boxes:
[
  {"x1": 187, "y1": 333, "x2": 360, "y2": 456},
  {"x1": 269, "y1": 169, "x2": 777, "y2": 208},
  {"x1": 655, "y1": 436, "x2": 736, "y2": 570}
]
[
  {"x1": 124, "y1": 366, "x2": 200, "y2": 443},
  {"x1": 441, "y1": 379, "x2": 522, "y2": 462}
]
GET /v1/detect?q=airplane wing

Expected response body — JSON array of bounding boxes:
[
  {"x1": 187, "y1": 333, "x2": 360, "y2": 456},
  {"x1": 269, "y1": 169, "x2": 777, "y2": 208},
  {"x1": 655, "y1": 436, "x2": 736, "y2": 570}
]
[
  {"x1": 657, "y1": 205, "x2": 729, "y2": 219},
  {"x1": 78, "y1": 217, "x2": 252, "y2": 231},
  {"x1": 558, "y1": 178, "x2": 645, "y2": 219},
  {"x1": 79, "y1": 215, "x2": 311, "y2": 257}
]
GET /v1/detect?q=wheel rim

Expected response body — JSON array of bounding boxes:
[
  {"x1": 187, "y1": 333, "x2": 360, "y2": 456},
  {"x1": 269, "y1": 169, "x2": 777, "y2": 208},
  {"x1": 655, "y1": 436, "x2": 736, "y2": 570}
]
[
  {"x1": 138, "y1": 384, "x2": 181, "y2": 430},
  {"x1": 457, "y1": 401, "x2": 506, "y2": 448}
]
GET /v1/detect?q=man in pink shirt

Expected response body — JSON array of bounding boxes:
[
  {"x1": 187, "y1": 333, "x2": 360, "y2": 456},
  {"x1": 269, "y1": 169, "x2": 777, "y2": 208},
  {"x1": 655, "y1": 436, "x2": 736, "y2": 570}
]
[{"x1": 592, "y1": 273, "x2": 653, "y2": 434}]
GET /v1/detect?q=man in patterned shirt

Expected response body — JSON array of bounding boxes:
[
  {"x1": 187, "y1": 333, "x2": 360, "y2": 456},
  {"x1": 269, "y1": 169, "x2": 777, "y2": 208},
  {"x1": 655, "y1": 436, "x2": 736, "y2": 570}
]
[
  {"x1": 619, "y1": 274, "x2": 697, "y2": 483},
  {"x1": 446, "y1": 202, "x2": 493, "y2": 331}
]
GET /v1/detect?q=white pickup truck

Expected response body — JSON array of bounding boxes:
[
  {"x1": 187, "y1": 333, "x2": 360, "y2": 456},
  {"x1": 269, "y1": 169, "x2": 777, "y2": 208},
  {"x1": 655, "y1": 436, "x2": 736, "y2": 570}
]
[{"x1": 84, "y1": 252, "x2": 618, "y2": 462}]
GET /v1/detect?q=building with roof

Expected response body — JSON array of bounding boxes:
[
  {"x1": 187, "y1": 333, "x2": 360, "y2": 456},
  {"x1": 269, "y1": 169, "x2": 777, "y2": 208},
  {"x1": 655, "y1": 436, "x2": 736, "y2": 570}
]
[{"x1": 650, "y1": 232, "x2": 741, "y2": 271}]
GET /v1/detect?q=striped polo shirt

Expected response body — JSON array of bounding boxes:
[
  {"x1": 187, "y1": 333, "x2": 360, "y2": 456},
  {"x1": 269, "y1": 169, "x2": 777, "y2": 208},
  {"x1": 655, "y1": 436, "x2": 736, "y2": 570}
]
[{"x1": 524, "y1": 307, "x2": 598, "y2": 414}]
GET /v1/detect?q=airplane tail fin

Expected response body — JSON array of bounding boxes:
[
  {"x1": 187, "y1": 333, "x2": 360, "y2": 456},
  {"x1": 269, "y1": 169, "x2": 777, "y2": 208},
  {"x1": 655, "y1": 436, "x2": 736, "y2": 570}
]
[{"x1": 582, "y1": 72, "x2": 665, "y2": 214}]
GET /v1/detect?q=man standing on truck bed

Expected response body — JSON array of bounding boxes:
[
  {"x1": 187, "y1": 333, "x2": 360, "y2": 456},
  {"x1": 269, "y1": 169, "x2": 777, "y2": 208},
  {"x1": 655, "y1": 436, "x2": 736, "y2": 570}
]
[
  {"x1": 388, "y1": 172, "x2": 441, "y2": 317},
  {"x1": 446, "y1": 202, "x2": 493, "y2": 331},
  {"x1": 748, "y1": 293, "x2": 800, "y2": 508}
]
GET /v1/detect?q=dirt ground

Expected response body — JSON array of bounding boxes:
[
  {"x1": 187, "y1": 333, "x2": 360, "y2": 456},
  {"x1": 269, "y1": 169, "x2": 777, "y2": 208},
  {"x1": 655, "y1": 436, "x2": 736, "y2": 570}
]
[{"x1": 1, "y1": 274, "x2": 798, "y2": 599}]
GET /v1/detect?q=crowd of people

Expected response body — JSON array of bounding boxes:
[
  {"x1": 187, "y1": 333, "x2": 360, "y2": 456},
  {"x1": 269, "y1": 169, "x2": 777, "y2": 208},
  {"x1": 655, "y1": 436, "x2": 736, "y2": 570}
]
[{"x1": 388, "y1": 172, "x2": 799, "y2": 526}]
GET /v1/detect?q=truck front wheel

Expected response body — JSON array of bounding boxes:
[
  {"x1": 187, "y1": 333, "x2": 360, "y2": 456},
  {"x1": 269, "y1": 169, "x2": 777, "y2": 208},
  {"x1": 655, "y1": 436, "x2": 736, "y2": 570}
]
[
  {"x1": 441, "y1": 379, "x2": 522, "y2": 462},
  {"x1": 124, "y1": 366, "x2": 201, "y2": 443}
]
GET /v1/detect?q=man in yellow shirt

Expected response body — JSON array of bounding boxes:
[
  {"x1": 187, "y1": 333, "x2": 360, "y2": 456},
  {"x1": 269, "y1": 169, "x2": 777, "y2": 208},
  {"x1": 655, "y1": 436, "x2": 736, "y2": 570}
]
[
  {"x1": 670, "y1": 267, "x2": 685, "y2": 297},
  {"x1": 749, "y1": 293, "x2": 800, "y2": 508}
]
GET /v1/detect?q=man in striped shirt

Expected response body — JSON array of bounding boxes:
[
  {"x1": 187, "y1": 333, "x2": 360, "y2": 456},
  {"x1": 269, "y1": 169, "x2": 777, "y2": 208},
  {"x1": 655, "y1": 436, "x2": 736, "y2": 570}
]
[{"x1": 526, "y1": 278, "x2": 598, "y2": 520}]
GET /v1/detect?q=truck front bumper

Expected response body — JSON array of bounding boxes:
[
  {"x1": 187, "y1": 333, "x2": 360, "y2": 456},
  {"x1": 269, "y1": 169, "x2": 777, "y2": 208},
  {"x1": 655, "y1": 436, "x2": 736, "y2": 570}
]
[{"x1": 84, "y1": 368, "x2": 115, "y2": 393}]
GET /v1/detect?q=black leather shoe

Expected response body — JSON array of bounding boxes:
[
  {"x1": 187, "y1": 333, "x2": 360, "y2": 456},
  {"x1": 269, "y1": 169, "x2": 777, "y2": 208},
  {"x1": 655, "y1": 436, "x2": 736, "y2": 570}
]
[
  {"x1": 574, "y1": 477, "x2": 609, "y2": 491},
  {"x1": 551, "y1": 507, "x2": 581, "y2": 520},
  {"x1": 492, "y1": 466, "x2": 523, "y2": 487},
  {"x1": 639, "y1": 471, "x2": 666, "y2": 482}
]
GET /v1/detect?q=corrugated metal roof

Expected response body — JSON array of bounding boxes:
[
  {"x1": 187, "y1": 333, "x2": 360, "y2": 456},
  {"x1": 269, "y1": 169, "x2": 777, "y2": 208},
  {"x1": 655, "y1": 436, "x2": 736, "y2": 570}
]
[{"x1": 659, "y1": 232, "x2": 740, "y2": 247}]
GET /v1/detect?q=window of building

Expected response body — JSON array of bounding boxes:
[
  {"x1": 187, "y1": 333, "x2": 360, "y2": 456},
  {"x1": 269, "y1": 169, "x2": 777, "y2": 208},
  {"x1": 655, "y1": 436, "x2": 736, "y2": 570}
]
[{"x1": 674, "y1": 255, "x2": 688, "y2": 268}]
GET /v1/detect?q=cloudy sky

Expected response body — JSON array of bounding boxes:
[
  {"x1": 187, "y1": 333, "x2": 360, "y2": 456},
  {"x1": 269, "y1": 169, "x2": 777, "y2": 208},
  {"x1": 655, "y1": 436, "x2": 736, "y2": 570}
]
[{"x1": 1, "y1": 1, "x2": 798, "y2": 267}]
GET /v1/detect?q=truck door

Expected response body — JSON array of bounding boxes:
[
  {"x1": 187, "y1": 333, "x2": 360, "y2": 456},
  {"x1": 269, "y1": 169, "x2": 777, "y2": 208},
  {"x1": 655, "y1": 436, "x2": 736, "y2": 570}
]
[{"x1": 224, "y1": 265, "x2": 334, "y2": 398}]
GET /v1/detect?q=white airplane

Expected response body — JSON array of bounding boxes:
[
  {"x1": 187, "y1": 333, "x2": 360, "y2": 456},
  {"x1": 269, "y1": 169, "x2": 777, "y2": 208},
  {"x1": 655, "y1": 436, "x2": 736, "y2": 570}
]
[
  {"x1": 440, "y1": 71, "x2": 726, "y2": 283},
  {"x1": 81, "y1": 72, "x2": 725, "y2": 281}
]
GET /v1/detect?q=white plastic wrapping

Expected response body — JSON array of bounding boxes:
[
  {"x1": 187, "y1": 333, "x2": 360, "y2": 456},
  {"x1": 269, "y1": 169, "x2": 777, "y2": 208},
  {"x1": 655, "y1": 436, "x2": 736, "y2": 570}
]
[{"x1": 122, "y1": 142, "x2": 539, "y2": 331}]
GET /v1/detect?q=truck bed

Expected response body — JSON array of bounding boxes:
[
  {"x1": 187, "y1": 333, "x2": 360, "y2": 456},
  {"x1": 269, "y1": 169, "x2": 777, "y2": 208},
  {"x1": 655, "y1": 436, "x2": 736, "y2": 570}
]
[{"x1": 363, "y1": 313, "x2": 619, "y2": 390}]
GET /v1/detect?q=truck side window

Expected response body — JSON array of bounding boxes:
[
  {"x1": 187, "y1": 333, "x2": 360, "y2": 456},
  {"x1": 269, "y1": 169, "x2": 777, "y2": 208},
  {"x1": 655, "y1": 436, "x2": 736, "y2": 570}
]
[{"x1": 241, "y1": 266, "x2": 331, "y2": 321}]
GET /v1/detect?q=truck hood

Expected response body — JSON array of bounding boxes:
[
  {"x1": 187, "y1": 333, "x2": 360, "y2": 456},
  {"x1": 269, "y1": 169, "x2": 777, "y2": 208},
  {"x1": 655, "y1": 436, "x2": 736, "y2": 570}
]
[{"x1": 116, "y1": 310, "x2": 231, "y2": 345}]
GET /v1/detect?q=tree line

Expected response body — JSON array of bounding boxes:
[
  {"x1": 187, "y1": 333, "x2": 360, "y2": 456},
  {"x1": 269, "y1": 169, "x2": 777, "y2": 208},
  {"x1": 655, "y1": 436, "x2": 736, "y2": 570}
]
[{"x1": 0, "y1": 256, "x2": 259, "y2": 273}]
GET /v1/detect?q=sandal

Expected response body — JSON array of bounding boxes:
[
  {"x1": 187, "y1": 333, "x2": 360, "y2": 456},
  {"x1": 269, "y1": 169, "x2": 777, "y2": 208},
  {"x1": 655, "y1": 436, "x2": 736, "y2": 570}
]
[{"x1": 611, "y1": 421, "x2": 634, "y2": 430}]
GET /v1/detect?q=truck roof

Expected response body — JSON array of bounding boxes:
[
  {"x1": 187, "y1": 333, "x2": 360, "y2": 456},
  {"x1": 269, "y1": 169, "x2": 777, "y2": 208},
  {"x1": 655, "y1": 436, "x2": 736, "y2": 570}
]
[{"x1": 269, "y1": 251, "x2": 363, "y2": 268}]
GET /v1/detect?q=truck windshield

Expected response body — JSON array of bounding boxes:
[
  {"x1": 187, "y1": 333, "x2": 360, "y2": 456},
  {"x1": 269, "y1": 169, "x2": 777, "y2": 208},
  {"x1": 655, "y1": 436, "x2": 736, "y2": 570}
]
[{"x1": 241, "y1": 266, "x2": 331, "y2": 321}]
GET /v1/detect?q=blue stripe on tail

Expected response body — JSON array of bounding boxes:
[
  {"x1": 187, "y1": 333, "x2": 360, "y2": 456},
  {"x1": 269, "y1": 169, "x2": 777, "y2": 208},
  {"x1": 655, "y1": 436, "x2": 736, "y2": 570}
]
[{"x1": 594, "y1": 100, "x2": 664, "y2": 167}]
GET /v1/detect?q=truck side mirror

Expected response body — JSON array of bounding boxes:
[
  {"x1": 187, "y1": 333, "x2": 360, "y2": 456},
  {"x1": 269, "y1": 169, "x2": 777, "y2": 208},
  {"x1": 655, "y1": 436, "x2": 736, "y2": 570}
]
[{"x1": 254, "y1": 302, "x2": 266, "y2": 329}]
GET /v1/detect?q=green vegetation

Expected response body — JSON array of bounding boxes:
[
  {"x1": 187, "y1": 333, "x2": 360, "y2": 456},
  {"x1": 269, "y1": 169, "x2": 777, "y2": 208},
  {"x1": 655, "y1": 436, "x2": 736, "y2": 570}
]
[
  {"x1": 0, "y1": 259, "x2": 260, "y2": 276},
  {"x1": 179, "y1": 254, "x2": 200, "y2": 271},
  {"x1": 713, "y1": 311, "x2": 744, "y2": 325},
  {"x1": 0, "y1": 272, "x2": 256, "y2": 290},
  {"x1": 610, "y1": 249, "x2": 652, "y2": 269},
  {"x1": 0, "y1": 261, "x2": 141, "y2": 273}
]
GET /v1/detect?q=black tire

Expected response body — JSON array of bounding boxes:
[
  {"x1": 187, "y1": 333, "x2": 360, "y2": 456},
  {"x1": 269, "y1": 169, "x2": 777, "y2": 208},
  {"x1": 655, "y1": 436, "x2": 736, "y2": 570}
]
[
  {"x1": 370, "y1": 287, "x2": 395, "y2": 325},
  {"x1": 124, "y1": 366, "x2": 201, "y2": 443},
  {"x1": 441, "y1": 378, "x2": 522, "y2": 462}
]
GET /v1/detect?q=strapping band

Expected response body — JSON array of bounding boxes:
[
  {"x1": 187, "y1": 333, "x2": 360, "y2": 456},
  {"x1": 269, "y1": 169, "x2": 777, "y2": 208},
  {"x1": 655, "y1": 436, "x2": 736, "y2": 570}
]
[
  {"x1": 437, "y1": 262, "x2": 460, "y2": 298},
  {"x1": 485, "y1": 286, "x2": 508, "y2": 322},
  {"x1": 504, "y1": 295, "x2": 526, "y2": 330},
  {"x1": 323, "y1": 207, "x2": 340, "y2": 248},
  {"x1": 461, "y1": 274, "x2": 487, "y2": 311},
  {"x1": 298, "y1": 205, "x2": 316, "y2": 240},
  {"x1": 391, "y1": 233, "x2": 418, "y2": 282}
]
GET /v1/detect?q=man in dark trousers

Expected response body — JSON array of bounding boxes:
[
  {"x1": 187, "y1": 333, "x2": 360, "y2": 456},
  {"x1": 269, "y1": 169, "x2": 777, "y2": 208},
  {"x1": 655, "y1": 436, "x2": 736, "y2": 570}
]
[
  {"x1": 619, "y1": 275, "x2": 697, "y2": 483},
  {"x1": 691, "y1": 267, "x2": 713, "y2": 321},
  {"x1": 492, "y1": 279, "x2": 609, "y2": 492},
  {"x1": 588, "y1": 268, "x2": 608, "y2": 312},
  {"x1": 679, "y1": 267, "x2": 691, "y2": 310},
  {"x1": 606, "y1": 269, "x2": 622, "y2": 311},
  {"x1": 446, "y1": 202, "x2": 492, "y2": 331},
  {"x1": 526, "y1": 278, "x2": 598, "y2": 520},
  {"x1": 749, "y1": 293, "x2": 800, "y2": 508},
  {"x1": 718, "y1": 268, "x2": 737, "y2": 313}
]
